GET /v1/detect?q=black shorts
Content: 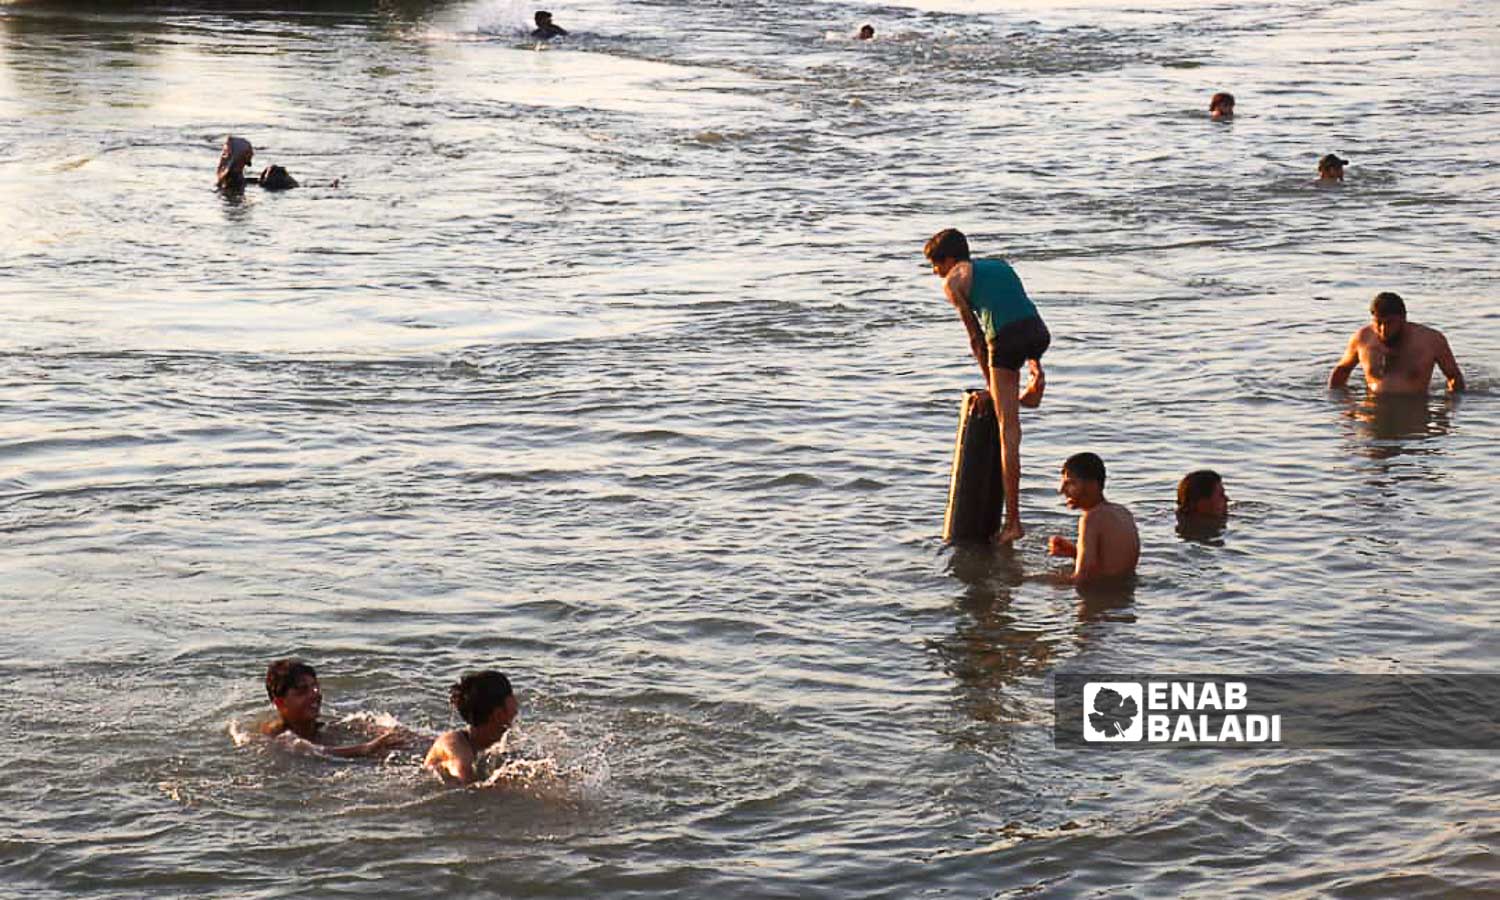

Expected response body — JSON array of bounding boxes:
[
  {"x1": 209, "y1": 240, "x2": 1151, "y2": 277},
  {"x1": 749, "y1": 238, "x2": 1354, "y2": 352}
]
[{"x1": 987, "y1": 315, "x2": 1050, "y2": 371}]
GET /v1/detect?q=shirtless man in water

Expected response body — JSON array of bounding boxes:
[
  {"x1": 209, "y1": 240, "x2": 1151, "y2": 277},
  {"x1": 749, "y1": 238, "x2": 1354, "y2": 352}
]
[
  {"x1": 1047, "y1": 452, "x2": 1139, "y2": 584},
  {"x1": 1328, "y1": 292, "x2": 1464, "y2": 395},
  {"x1": 261, "y1": 658, "x2": 404, "y2": 757},
  {"x1": 424, "y1": 670, "x2": 519, "y2": 785}
]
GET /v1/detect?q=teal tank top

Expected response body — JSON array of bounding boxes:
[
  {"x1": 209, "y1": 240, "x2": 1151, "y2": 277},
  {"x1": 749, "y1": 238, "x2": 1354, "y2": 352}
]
[{"x1": 968, "y1": 258, "x2": 1038, "y2": 341}]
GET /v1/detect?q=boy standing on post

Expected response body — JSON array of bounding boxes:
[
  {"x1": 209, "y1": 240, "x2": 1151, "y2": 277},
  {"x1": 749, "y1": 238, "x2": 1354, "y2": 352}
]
[{"x1": 926, "y1": 228, "x2": 1050, "y2": 544}]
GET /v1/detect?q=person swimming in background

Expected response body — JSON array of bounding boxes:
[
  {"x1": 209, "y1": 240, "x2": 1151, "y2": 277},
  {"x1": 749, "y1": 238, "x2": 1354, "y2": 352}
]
[
  {"x1": 1329, "y1": 291, "x2": 1464, "y2": 395},
  {"x1": 532, "y1": 10, "x2": 568, "y2": 39},
  {"x1": 926, "y1": 228, "x2": 1050, "y2": 545},
  {"x1": 216, "y1": 136, "x2": 300, "y2": 192},
  {"x1": 424, "y1": 670, "x2": 519, "y2": 785},
  {"x1": 1209, "y1": 91, "x2": 1234, "y2": 120},
  {"x1": 217, "y1": 136, "x2": 255, "y2": 191},
  {"x1": 1177, "y1": 469, "x2": 1228, "y2": 521},
  {"x1": 1316, "y1": 153, "x2": 1348, "y2": 184},
  {"x1": 857, "y1": 24, "x2": 875, "y2": 40},
  {"x1": 1047, "y1": 452, "x2": 1139, "y2": 584},
  {"x1": 260, "y1": 658, "x2": 405, "y2": 757}
]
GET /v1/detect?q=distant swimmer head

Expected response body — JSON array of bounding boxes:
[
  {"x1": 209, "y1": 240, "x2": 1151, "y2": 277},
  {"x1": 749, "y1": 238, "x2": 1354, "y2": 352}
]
[
  {"x1": 258, "y1": 164, "x2": 299, "y2": 191},
  {"x1": 858, "y1": 24, "x2": 875, "y2": 40},
  {"x1": 1209, "y1": 91, "x2": 1234, "y2": 119},
  {"x1": 1177, "y1": 469, "x2": 1228, "y2": 519},
  {"x1": 923, "y1": 227, "x2": 971, "y2": 276},
  {"x1": 451, "y1": 670, "x2": 519, "y2": 731},
  {"x1": 1370, "y1": 291, "x2": 1407, "y2": 345},
  {"x1": 217, "y1": 135, "x2": 254, "y2": 190},
  {"x1": 532, "y1": 10, "x2": 568, "y2": 39},
  {"x1": 1317, "y1": 153, "x2": 1348, "y2": 181}
]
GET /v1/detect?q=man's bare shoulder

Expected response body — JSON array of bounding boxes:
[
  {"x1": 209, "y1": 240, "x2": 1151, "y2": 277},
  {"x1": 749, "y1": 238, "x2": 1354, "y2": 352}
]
[
  {"x1": 1085, "y1": 500, "x2": 1138, "y2": 531},
  {"x1": 1409, "y1": 321, "x2": 1448, "y2": 345},
  {"x1": 424, "y1": 729, "x2": 467, "y2": 764}
]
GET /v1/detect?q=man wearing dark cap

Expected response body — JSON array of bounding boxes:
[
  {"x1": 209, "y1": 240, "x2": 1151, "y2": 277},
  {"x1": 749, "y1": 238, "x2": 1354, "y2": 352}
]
[
  {"x1": 532, "y1": 10, "x2": 567, "y2": 39},
  {"x1": 1317, "y1": 153, "x2": 1348, "y2": 183},
  {"x1": 1329, "y1": 292, "x2": 1465, "y2": 395}
]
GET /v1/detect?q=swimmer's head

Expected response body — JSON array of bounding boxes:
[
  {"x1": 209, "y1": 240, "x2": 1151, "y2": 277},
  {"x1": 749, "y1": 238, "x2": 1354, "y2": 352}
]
[
  {"x1": 858, "y1": 24, "x2": 875, "y2": 40},
  {"x1": 535, "y1": 10, "x2": 553, "y2": 26},
  {"x1": 1209, "y1": 92, "x2": 1234, "y2": 119},
  {"x1": 1060, "y1": 452, "x2": 1106, "y2": 508},
  {"x1": 450, "y1": 670, "x2": 518, "y2": 731},
  {"x1": 265, "y1": 658, "x2": 321, "y2": 726},
  {"x1": 924, "y1": 228, "x2": 971, "y2": 276},
  {"x1": 1370, "y1": 291, "x2": 1407, "y2": 345},
  {"x1": 1177, "y1": 469, "x2": 1227, "y2": 519},
  {"x1": 1317, "y1": 153, "x2": 1347, "y2": 181},
  {"x1": 217, "y1": 135, "x2": 254, "y2": 188},
  {"x1": 259, "y1": 165, "x2": 299, "y2": 191}
]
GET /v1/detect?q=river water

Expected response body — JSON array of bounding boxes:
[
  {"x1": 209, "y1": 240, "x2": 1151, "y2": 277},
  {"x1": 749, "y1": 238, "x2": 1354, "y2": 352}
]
[{"x1": 1, "y1": 0, "x2": 1497, "y2": 895}]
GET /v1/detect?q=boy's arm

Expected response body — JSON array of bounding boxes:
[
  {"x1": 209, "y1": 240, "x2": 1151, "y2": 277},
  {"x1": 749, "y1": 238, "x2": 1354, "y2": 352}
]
[
  {"x1": 1048, "y1": 535, "x2": 1077, "y2": 558},
  {"x1": 322, "y1": 730, "x2": 404, "y2": 759},
  {"x1": 1435, "y1": 333, "x2": 1464, "y2": 392},
  {"x1": 944, "y1": 278, "x2": 990, "y2": 382},
  {"x1": 1071, "y1": 512, "x2": 1101, "y2": 584},
  {"x1": 1328, "y1": 332, "x2": 1360, "y2": 389}
]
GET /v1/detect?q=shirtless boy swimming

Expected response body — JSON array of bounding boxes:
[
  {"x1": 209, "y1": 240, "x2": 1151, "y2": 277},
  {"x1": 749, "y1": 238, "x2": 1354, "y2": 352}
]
[
  {"x1": 261, "y1": 658, "x2": 404, "y2": 757},
  {"x1": 423, "y1": 670, "x2": 520, "y2": 785},
  {"x1": 1328, "y1": 292, "x2": 1464, "y2": 395}
]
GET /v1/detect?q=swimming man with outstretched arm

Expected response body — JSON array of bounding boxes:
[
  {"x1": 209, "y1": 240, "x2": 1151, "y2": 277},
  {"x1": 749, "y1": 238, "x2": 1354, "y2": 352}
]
[{"x1": 261, "y1": 658, "x2": 404, "y2": 757}]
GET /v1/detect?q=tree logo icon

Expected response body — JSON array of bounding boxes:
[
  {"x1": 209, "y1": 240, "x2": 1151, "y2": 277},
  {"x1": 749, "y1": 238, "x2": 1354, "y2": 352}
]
[{"x1": 1083, "y1": 682, "x2": 1143, "y2": 742}]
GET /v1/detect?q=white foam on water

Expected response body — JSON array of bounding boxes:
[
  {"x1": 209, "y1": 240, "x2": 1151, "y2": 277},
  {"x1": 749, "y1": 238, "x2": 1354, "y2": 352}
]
[{"x1": 478, "y1": 722, "x2": 612, "y2": 796}]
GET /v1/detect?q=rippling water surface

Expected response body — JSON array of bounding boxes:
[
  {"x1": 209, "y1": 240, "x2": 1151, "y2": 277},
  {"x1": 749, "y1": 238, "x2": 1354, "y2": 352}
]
[{"x1": 2, "y1": 0, "x2": 1498, "y2": 894}]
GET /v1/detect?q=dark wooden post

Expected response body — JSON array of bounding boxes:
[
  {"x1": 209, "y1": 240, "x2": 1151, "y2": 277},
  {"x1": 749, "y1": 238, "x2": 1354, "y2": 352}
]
[{"x1": 942, "y1": 389, "x2": 1003, "y2": 543}]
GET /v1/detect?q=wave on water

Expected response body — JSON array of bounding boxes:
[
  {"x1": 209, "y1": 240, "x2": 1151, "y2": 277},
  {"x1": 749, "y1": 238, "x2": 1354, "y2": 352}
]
[
  {"x1": 481, "y1": 721, "x2": 611, "y2": 795},
  {"x1": 227, "y1": 713, "x2": 610, "y2": 797},
  {"x1": 434, "y1": 0, "x2": 540, "y2": 39}
]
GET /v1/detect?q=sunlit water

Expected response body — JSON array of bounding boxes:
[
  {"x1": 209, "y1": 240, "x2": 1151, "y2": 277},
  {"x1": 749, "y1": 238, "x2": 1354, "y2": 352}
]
[{"x1": 1, "y1": 0, "x2": 1497, "y2": 894}]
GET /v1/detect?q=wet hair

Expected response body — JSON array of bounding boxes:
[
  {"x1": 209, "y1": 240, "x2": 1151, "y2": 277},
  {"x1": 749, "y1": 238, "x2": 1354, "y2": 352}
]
[
  {"x1": 1063, "y1": 452, "x2": 1106, "y2": 487},
  {"x1": 1370, "y1": 291, "x2": 1406, "y2": 318},
  {"x1": 535, "y1": 10, "x2": 552, "y2": 23},
  {"x1": 259, "y1": 165, "x2": 299, "y2": 191},
  {"x1": 1177, "y1": 469, "x2": 1222, "y2": 514},
  {"x1": 858, "y1": 24, "x2": 875, "y2": 39},
  {"x1": 450, "y1": 670, "x2": 514, "y2": 726},
  {"x1": 924, "y1": 228, "x2": 971, "y2": 263},
  {"x1": 1209, "y1": 92, "x2": 1234, "y2": 112},
  {"x1": 266, "y1": 658, "x2": 316, "y2": 701}
]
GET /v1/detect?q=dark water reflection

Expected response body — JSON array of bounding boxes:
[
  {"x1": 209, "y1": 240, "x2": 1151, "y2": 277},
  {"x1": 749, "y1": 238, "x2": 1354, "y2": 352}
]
[{"x1": 1339, "y1": 391, "x2": 1458, "y2": 462}]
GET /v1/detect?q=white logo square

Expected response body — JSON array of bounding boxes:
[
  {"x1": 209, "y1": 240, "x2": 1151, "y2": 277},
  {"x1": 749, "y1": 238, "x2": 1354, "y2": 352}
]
[{"x1": 1083, "y1": 682, "x2": 1144, "y2": 742}]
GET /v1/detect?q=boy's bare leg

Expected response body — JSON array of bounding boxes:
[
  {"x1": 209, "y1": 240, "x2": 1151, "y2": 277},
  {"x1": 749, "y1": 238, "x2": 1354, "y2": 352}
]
[
  {"x1": 1019, "y1": 358, "x2": 1045, "y2": 409},
  {"x1": 988, "y1": 367, "x2": 1024, "y2": 544}
]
